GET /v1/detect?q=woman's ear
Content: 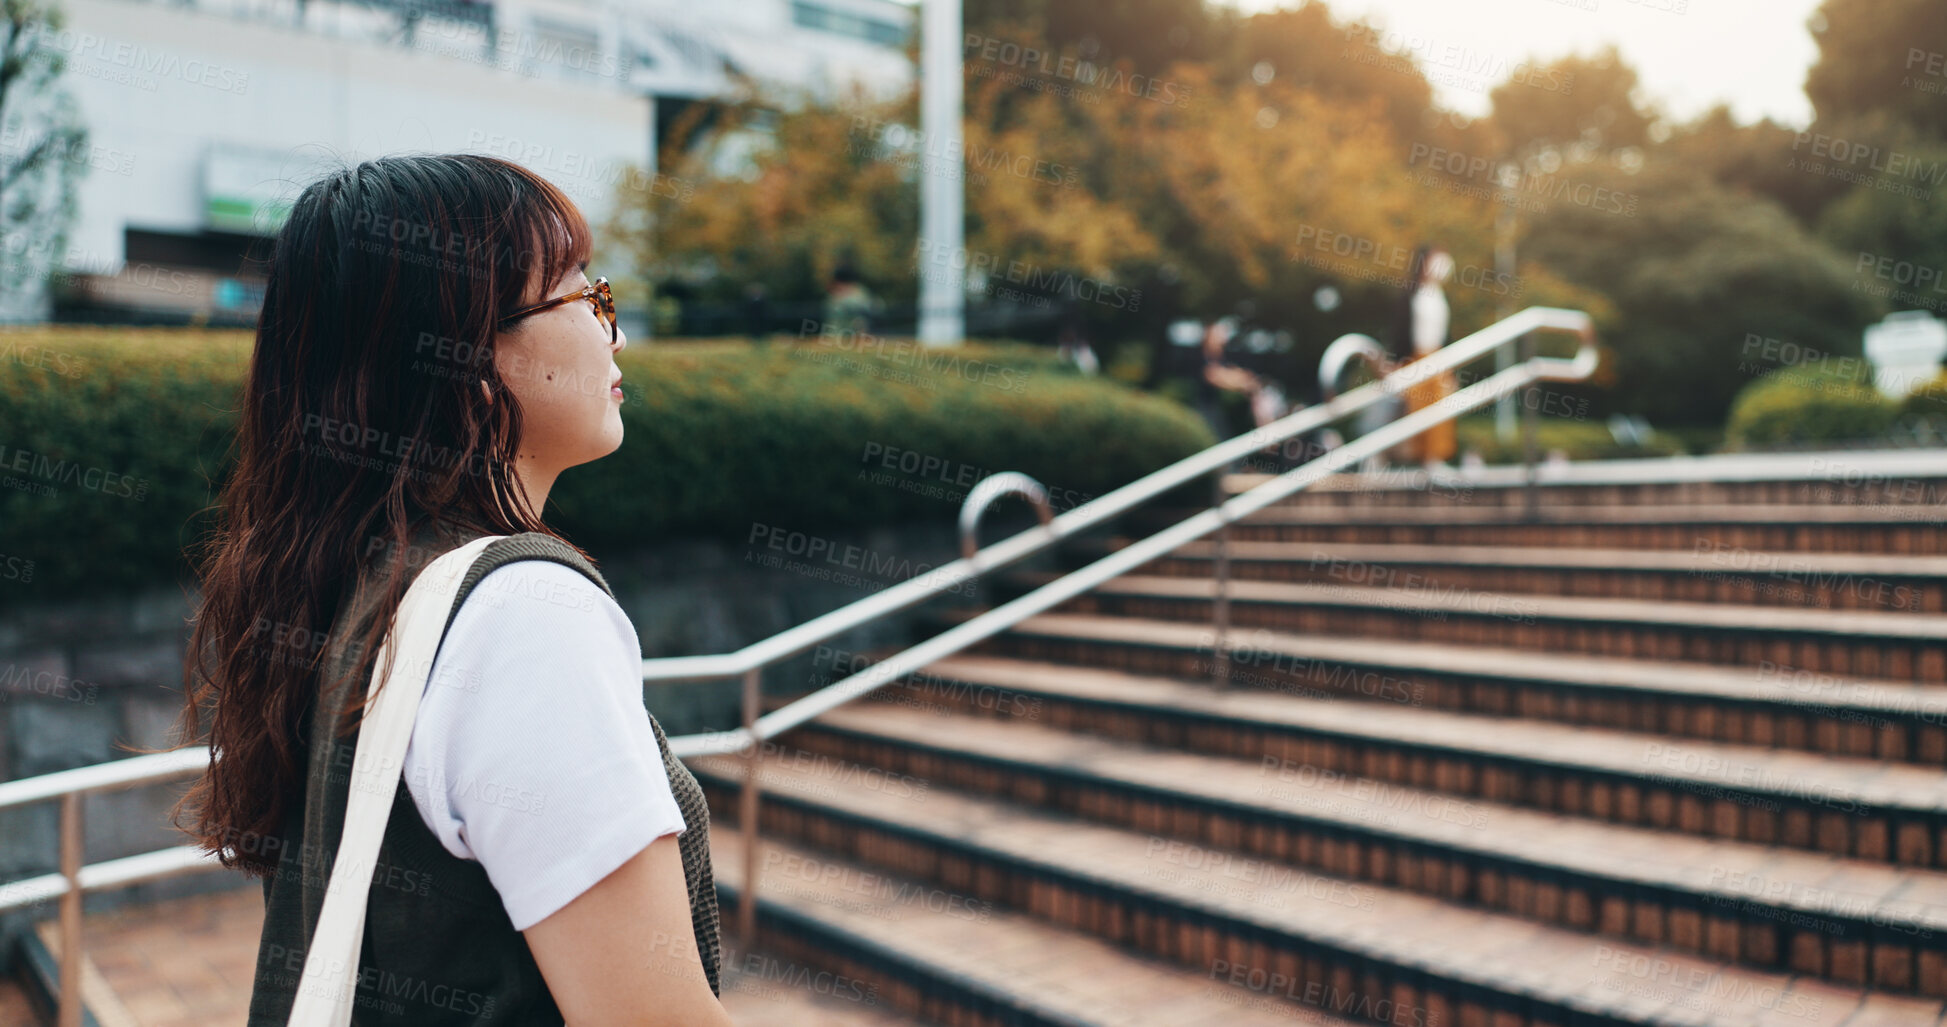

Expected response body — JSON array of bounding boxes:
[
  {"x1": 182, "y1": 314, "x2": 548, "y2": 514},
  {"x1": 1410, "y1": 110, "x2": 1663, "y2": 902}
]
[{"x1": 480, "y1": 379, "x2": 493, "y2": 405}]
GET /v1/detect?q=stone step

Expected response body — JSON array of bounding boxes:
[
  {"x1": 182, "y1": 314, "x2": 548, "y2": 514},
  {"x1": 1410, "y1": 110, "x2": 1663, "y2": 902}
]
[
  {"x1": 787, "y1": 672, "x2": 1947, "y2": 989},
  {"x1": 717, "y1": 942, "x2": 938, "y2": 1026},
  {"x1": 961, "y1": 612, "x2": 1947, "y2": 765},
  {"x1": 697, "y1": 751, "x2": 1946, "y2": 1024},
  {"x1": 1139, "y1": 505, "x2": 1947, "y2": 554},
  {"x1": 707, "y1": 830, "x2": 1369, "y2": 1027},
  {"x1": 1000, "y1": 574, "x2": 1947, "y2": 683},
  {"x1": 716, "y1": 689, "x2": 1947, "y2": 989},
  {"x1": 1082, "y1": 540, "x2": 1947, "y2": 615},
  {"x1": 1220, "y1": 463, "x2": 1947, "y2": 512},
  {"x1": 785, "y1": 661, "x2": 1947, "y2": 868}
]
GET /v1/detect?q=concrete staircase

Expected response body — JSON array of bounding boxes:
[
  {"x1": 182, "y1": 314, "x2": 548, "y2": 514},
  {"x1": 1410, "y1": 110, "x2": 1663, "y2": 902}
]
[{"x1": 694, "y1": 459, "x2": 1947, "y2": 1026}]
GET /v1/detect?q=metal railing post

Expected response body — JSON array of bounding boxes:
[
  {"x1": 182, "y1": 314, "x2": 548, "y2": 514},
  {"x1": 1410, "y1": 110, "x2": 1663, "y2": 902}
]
[
  {"x1": 1210, "y1": 465, "x2": 1230, "y2": 687},
  {"x1": 738, "y1": 666, "x2": 762, "y2": 949},
  {"x1": 1520, "y1": 329, "x2": 1540, "y2": 521},
  {"x1": 58, "y1": 791, "x2": 82, "y2": 1027}
]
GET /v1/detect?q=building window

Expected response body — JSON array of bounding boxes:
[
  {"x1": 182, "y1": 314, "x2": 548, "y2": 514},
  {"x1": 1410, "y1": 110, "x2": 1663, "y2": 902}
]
[{"x1": 790, "y1": 1, "x2": 907, "y2": 48}]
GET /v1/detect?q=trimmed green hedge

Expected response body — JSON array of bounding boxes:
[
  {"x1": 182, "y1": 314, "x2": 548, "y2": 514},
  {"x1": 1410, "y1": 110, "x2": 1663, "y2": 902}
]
[
  {"x1": 1902, "y1": 371, "x2": 1947, "y2": 425},
  {"x1": 1724, "y1": 365, "x2": 1900, "y2": 449},
  {"x1": 1454, "y1": 416, "x2": 1685, "y2": 463},
  {"x1": 0, "y1": 329, "x2": 1213, "y2": 601}
]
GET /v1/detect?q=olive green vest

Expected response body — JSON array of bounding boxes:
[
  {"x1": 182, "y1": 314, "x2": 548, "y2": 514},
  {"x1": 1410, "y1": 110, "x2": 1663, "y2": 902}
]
[{"x1": 247, "y1": 525, "x2": 721, "y2": 1025}]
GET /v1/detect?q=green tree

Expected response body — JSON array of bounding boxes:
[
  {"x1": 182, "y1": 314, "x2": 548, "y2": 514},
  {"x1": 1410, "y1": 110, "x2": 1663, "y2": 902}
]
[
  {"x1": 1518, "y1": 159, "x2": 1882, "y2": 424},
  {"x1": 1805, "y1": 0, "x2": 1947, "y2": 142},
  {"x1": 1662, "y1": 105, "x2": 1849, "y2": 224},
  {"x1": 1487, "y1": 46, "x2": 1655, "y2": 156},
  {"x1": 1214, "y1": 3, "x2": 1435, "y2": 143},
  {"x1": 1814, "y1": 133, "x2": 1947, "y2": 305},
  {"x1": 966, "y1": 0, "x2": 1219, "y2": 79},
  {"x1": 0, "y1": 0, "x2": 88, "y2": 320}
]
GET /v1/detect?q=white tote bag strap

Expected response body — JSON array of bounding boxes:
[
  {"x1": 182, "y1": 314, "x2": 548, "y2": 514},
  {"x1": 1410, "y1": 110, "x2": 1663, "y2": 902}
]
[{"x1": 287, "y1": 533, "x2": 506, "y2": 1027}]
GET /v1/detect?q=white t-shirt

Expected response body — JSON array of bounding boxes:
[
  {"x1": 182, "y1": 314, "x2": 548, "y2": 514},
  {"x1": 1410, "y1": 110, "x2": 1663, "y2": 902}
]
[{"x1": 400, "y1": 559, "x2": 688, "y2": 932}]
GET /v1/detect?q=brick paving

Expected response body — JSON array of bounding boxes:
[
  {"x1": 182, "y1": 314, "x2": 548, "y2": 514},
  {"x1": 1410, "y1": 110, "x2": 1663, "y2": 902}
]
[
  {"x1": 1082, "y1": 574, "x2": 1947, "y2": 642},
  {"x1": 712, "y1": 830, "x2": 1367, "y2": 1027},
  {"x1": 1002, "y1": 610, "x2": 1947, "y2": 717},
  {"x1": 1167, "y1": 540, "x2": 1947, "y2": 578},
  {"x1": 910, "y1": 652, "x2": 1947, "y2": 816},
  {"x1": 814, "y1": 677, "x2": 1947, "y2": 930},
  {"x1": 10, "y1": 880, "x2": 933, "y2": 1025},
  {"x1": 700, "y1": 744, "x2": 1947, "y2": 1026}
]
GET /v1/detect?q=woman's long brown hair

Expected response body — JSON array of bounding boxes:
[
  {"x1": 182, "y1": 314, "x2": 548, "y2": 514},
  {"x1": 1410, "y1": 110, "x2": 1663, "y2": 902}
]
[{"x1": 165, "y1": 154, "x2": 596, "y2": 878}]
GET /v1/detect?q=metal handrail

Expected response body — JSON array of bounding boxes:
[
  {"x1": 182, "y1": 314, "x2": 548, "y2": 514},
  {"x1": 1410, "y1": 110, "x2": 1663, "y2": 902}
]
[
  {"x1": 1316, "y1": 332, "x2": 1390, "y2": 401},
  {"x1": 0, "y1": 306, "x2": 1597, "y2": 1011},
  {"x1": 0, "y1": 747, "x2": 218, "y2": 1027},
  {"x1": 654, "y1": 305, "x2": 1597, "y2": 751},
  {"x1": 677, "y1": 304, "x2": 1593, "y2": 947},
  {"x1": 958, "y1": 471, "x2": 1055, "y2": 560}
]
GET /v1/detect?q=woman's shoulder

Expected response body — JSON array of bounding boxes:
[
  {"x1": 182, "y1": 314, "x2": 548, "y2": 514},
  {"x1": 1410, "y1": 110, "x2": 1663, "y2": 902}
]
[
  {"x1": 462, "y1": 556, "x2": 627, "y2": 632},
  {"x1": 471, "y1": 532, "x2": 613, "y2": 595}
]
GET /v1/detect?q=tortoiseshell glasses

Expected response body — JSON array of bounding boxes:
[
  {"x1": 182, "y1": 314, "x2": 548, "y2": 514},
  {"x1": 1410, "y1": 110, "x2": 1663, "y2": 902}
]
[{"x1": 499, "y1": 275, "x2": 617, "y2": 344}]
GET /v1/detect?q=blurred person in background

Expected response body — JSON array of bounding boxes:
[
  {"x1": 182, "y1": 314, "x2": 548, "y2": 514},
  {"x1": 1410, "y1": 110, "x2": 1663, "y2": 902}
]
[
  {"x1": 1056, "y1": 299, "x2": 1101, "y2": 375},
  {"x1": 1197, "y1": 315, "x2": 1271, "y2": 439},
  {"x1": 824, "y1": 262, "x2": 881, "y2": 334},
  {"x1": 1390, "y1": 244, "x2": 1457, "y2": 476}
]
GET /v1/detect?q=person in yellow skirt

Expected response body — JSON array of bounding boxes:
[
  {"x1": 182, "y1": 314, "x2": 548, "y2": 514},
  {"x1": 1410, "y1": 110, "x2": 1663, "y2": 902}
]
[{"x1": 1391, "y1": 245, "x2": 1457, "y2": 472}]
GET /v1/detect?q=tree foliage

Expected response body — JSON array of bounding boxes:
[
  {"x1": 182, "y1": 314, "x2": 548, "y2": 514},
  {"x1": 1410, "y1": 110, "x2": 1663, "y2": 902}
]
[
  {"x1": 616, "y1": 0, "x2": 1904, "y2": 431},
  {"x1": 1805, "y1": 0, "x2": 1947, "y2": 141},
  {"x1": 0, "y1": 0, "x2": 88, "y2": 319}
]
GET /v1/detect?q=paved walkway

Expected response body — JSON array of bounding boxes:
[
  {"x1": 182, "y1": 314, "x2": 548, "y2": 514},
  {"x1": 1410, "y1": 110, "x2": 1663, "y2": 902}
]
[{"x1": 16, "y1": 882, "x2": 922, "y2": 1025}]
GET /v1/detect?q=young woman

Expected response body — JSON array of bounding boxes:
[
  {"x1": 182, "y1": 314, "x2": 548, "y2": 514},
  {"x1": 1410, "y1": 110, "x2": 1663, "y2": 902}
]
[{"x1": 167, "y1": 154, "x2": 733, "y2": 1026}]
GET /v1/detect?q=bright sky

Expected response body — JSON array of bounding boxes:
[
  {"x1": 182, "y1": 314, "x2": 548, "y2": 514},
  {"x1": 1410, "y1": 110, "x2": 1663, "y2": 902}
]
[{"x1": 1220, "y1": 0, "x2": 1825, "y2": 127}]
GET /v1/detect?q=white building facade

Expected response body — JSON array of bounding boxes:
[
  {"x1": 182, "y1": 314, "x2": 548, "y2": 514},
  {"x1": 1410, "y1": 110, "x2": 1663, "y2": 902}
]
[{"x1": 11, "y1": 0, "x2": 912, "y2": 323}]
